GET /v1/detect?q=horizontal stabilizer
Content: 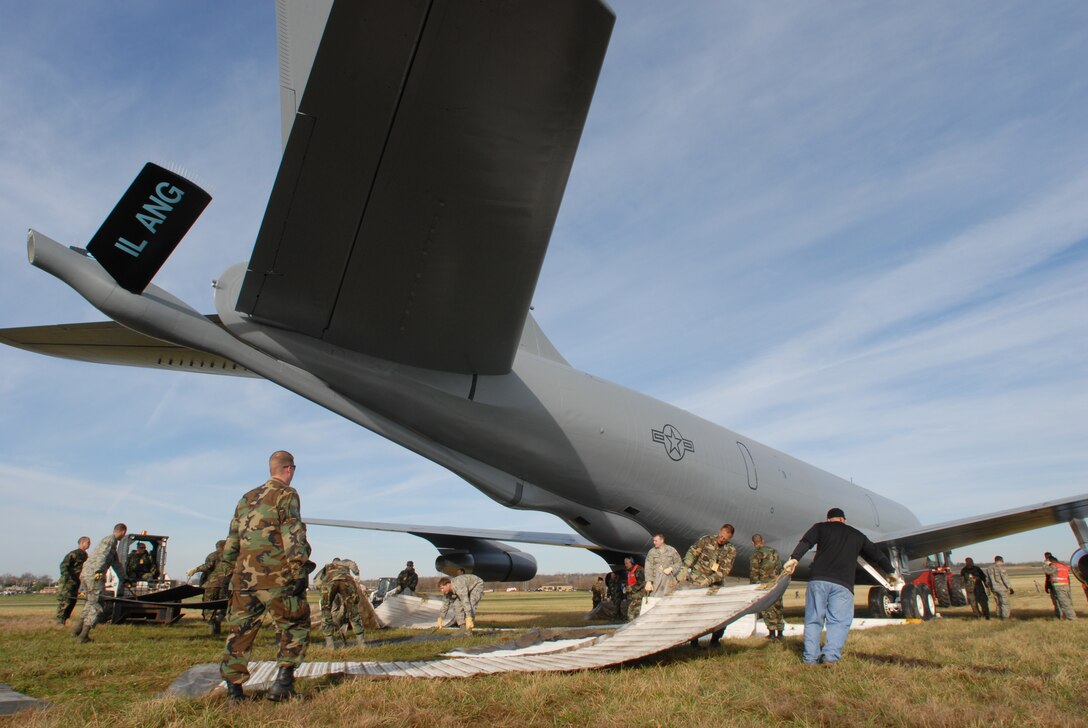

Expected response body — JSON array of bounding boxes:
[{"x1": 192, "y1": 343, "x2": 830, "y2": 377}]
[
  {"x1": 0, "y1": 319, "x2": 255, "y2": 377},
  {"x1": 875, "y1": 493, "x2": 1088, "y2": 558}
]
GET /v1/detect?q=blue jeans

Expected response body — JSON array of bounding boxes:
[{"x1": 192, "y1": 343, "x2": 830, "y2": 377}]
[{"x1": 803, "y1": 580, "x2": 854, "y2": 663}]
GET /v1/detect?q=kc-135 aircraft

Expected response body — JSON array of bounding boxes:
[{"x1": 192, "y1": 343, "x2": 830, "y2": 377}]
[{"x1": 3, "y1": 0, "x2": 1087, "y2": 614}]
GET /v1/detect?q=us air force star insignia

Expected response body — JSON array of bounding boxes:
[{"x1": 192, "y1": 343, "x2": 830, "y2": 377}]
[{"x1": 651, "y1": 424, "x2": 694, "y2": 461}]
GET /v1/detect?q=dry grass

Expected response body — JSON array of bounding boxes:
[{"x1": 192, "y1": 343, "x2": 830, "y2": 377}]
[{"x1": 1, "y1": 582, "x2": 1085, "y2": 727}]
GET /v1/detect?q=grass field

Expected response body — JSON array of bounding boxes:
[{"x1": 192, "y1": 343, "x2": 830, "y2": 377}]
[{"x1": 1, "y1": 574, "x2": 1086, "y2": 727}]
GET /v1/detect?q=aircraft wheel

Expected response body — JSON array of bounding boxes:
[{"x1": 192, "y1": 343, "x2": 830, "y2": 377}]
[
  {"x1": 932, "y1": 575, "x2": 951, "y2": 607},
  {"x1": 900, "y1": 584, "x2": 922, "y2": 618},
  {"x1": 915, "y1": 584, "x2": 936, "y2": 620},
  {"x1": 868, "y1": 586, "x2": 894, "y2": 618},
  {"x1": 948, "y1": 575, "x2": 968, "y2": 606}
]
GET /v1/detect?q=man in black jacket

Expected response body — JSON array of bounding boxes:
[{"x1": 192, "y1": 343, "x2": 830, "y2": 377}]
[
  {"x1": 783, "y1": 507, "x2": 899, "y2": 665},
  {"x1": 960, "y1": 557, "x2": 991, "y2": 619}
]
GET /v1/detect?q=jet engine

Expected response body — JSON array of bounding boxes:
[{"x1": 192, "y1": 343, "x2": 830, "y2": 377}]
[
  {"x1": 433, "y1": 538, "x2": 537, "y2": 582},
  {"x1": 1069, "y1": 547, "x2": 1088, "y2": 586}
]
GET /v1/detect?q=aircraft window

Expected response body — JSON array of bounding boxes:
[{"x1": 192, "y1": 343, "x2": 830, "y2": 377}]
[
  {"x1": 624, "y1": 506, "x2": 640, "y2": 515},
  {"x1": 736, "y1": 442, "x2": 757, "y2": 490}
]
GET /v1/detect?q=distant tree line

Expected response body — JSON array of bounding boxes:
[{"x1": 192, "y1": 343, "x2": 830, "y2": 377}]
[{"x1": 0, "y1": 573, "x2": 55, "y2": 591}]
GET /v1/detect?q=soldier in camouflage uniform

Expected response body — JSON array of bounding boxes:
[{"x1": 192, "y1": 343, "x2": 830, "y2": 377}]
[
  {"x1": 1042, "y1": 552, "x2": 1078, "y2": 620},
  {"x1": 606, "y1": 571, "x2": 624, "y2": 618},
  {"x1": 74, "y1": 523, "x2": 128, "y2": 643},
  {"x1": 219, "y1": 451, "x2": 313, "y2": 702},
  {"x1": 318, "y1": 558, "x2": 367, "y2": 649},
  {"x1": 750, "y1": 534, "x2": 785, "y2": 638},
  {"x1": 125, "y1": 542, "x2": 157, "y2": 583},
  {"x1": 56, "y1": 536, "x2": 90, "y2": 625},
  {"x1": 437, "y1": 573, "x2": 485, "y2": 629},
  {"x1": 187, "y1": 539, "x2": 228, "y2": 634},
  {"x1": 393, "y1": 560, "x2": 419, "y2": 596},
  {"x1": 591, "y1": 576, "x2": 606, "y2": 608},
  {"x1": 984, "y1": 555, "x2": 1014, "y2": 620},
  {"x1": 623, "y1": 556, "x2": 645, "y2": 621},
  {"x1": 644, "y1": 533, "x2": 682, "y2": 597},
  {"x1": 682, "y1": 524, "x2": 737, "y2": 646}
]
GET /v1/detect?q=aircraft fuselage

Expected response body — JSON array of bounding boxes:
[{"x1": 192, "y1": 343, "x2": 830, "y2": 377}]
[
  {"x1": 26, "y1": 234, "x2": 920, "y2": 577},
  {"x1": 212, "y1": 263, "x2": 921, "y2": 574}
]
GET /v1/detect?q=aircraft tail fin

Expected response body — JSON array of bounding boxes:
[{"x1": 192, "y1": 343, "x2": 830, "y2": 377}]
[{"x1": 518, "y1": 314, "x2": 570, "y2": 367}]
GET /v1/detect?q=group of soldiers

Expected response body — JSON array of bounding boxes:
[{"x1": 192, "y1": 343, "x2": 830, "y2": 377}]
[
  {"x1": 959, "y1": 553, "x2": 1079, "y2": 621},
  {"x1": 54, "y1": 455, "x2": 1083, "y2": 702},
  {"x1": 55, "y1": 525, "x2": 129, "y2": 643},
  {"x1": 589, "y1": 525, "x2": 787, "y2": 645},
  {"x1": 56, "y1": 450, "x2": 488, "y2": 703},
  {"x1": 55, "y1": 535, "x2": 164, "y2": 635}
]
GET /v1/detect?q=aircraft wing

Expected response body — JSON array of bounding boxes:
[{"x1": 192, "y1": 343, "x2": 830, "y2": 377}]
[
  {"x1": 874, "y1": 493, "x2": 1088, "y2": 558},
  {"x1": 235, "y1": 0, "x2": 615, "y2": 375},
  {"x1": 305, "y1": 517, "x2": 600, "y2": 550},
  {"x1": 0, "y1": 319, "x2": 254, "y2": 377}
]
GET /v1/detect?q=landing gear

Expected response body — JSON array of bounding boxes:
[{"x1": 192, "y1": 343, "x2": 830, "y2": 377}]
[
  {"x1": 918, "y1": 584, "x2": 936, "y2": 619},
  {"x1": 900, "y1": 584, "x2": 935, "y2": 620},
  {"x1": 867, "y1": 586, "x2": 897, "y2": 618}
]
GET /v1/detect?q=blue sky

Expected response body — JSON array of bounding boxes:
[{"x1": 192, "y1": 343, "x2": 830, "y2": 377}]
[{"x1": 1, "y1": 2, "x2": 1087, "y2": 580}]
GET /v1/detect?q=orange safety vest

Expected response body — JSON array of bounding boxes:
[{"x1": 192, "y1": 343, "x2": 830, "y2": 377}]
[{"x1": 1052, "y1": 562, "x2": 1070, "y2": 585}]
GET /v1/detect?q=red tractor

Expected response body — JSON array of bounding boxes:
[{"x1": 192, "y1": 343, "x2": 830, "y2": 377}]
[
  {"x1": 867, "y1": 551, "x2": 966, "y2": 619},
  {"x1": 912, "y1": 566, "x2": 968, "y2": 608}
]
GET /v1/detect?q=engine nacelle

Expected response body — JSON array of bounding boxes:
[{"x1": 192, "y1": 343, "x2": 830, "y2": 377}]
[
  {"x1": 434, "y1": 539, "x2": 537, "y2": 582},
  {"x1": 1070, "y1": 548, "x2": 1088, "y2": 585}
]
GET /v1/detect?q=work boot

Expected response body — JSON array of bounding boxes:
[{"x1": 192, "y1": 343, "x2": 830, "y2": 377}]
[
  {"x1": 324, "y1": 636, "x2": 336, "y2": 650},
  {"x1": 225, "y1": 682, "x2": 246, "y2": 703},
  {"x1": 209, "y1": 619, "x2": 221, "y2": 636},
  {"x1": 266, "y1": 666, "x2": 297, "y2": 702},
  {"x1": 77, "y1": 624, "x2": 92, "y2": 643},
  {"x1": 355, "y1": 635, "x2": 366, "y2": 649}
]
